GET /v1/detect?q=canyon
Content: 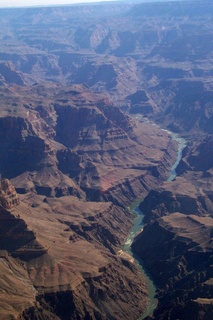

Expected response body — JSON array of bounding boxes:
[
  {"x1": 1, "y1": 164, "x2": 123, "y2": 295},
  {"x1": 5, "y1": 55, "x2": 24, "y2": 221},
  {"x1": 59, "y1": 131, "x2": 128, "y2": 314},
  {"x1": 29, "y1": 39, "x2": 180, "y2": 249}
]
[
  {"x1": 0, "y1": 82, "x2": 176, "y2": 320},
  {"x1": 0, "y1": 1, "x2": 212, "y2": 320}
]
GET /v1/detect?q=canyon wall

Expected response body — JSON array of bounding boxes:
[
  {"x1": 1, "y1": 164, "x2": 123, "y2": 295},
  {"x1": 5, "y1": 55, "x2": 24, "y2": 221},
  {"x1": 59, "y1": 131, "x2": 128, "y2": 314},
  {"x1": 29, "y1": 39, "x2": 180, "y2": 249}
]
[
  {"x1": 0, "y1": 1, "x2": 212, "y2": 319},
  {"x1": 0, "y1": 83, "x2": 177, "y2": 319}
]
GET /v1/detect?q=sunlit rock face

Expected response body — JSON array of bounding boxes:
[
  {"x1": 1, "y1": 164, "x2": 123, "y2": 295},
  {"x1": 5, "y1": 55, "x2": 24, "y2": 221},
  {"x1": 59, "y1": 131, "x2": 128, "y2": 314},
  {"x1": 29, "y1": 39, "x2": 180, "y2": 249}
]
[
  {"x1": 0, "y1": 178, "x2": 20, "y2": 209},
  {"x1": 0, "y1": 82, "x2": 177, "y2": 320},
  {"x1": 0, "y1": 179, "x2": 149, "y2": 319},
  {"x1": 0, "y1": 1, "x2": 212, "y2": 319},
  {"x1": 0, "y1": 84, "x2": 176, "y2": 206}
]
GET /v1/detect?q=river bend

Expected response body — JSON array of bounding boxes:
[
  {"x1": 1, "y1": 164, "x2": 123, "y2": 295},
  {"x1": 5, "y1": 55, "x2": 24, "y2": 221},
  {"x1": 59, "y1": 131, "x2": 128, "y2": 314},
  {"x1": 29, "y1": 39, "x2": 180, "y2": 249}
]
[{"x1": 124, "y1": 131, "x2": 186, "y2": 319}]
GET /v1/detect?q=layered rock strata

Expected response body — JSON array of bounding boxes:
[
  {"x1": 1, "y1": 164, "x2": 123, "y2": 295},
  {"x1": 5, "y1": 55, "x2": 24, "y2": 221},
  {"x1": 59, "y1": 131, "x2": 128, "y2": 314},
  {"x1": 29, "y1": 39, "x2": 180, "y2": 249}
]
[
  {"x1": 0, "y1": 84, "x2": 177, "y2": 207},
  {"x1": 0, "y1": 185, "x2": 148, "y2": 320},
  {"x1": 0, "y1": 83, "x2": 177, "y2": 319},
  {"x1": 0, "y1": 2, "x2": 212, "y2": 318},
  {"x1": 0, "y1": 178, "x2": 20, "y2": 209},
  {"x1": 132, "y1": 213, "x2": 213, "y2": 320},
  {"x1": 0, "y1": 2, "x2": 212, "y2": 134},
  {"x1": 140, "y1": 176, "x2": 213, "y2": 223},
  {"x1": 132, "y1": 134, "x2": 213, "y2": 319}
]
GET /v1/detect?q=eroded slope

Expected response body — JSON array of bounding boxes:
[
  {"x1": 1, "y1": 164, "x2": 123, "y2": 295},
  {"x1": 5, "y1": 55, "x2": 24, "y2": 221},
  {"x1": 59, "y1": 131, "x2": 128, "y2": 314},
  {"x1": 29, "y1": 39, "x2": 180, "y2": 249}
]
[
  {"x1": 0, "y1": 83, "x2": 177, "y2": 319},
  {"x1": 132, "y1": 213, "x2": 213, "y2": 320}
]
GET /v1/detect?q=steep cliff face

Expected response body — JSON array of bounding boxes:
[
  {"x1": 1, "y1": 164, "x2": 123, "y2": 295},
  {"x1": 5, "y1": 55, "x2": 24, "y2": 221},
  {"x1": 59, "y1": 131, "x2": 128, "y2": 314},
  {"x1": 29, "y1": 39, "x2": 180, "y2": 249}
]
[
  {"x1": 54, "y1": 90, "x2": 133, "y2": 149},
  {"x1": 0, "y1": 180, "x2": 149, "y2": 320},
  {"x1": 175, "y1": 136, "x2": 213, "y2": 221},
  {"x1": 0, "y1": 182, "x2": 46, "y2": 320},
  {"x1": 0, "y1": 251, "x2": 37, "y2": 320},
  {"x1": 132, "y1": 213, "x2": 213, "y2": 320},
  {"x1": 144, "y1": 79, "x2": 213, "y2": 134},
  {"x1": 131, "y1": 122, "x2": 213, "y2": 319},
  {"x1": 0, "y1": 82, "x2": 178, "y2": 319},
  {"x1": 0, "y1": 2, "x2": 212, "y2": 319},
  {"x1": 0, "y1": 84, "x2": 177, "y2": 207},
  {"x1": 140, "y1": 177, "x2": 213, "y2": 223},
  {"x1": 0, "y1": 183, "x2": 47, "y2": 261},
  {"x1": 177, "y1": 135, "x2": 213, "y2": 174},
  {"x1": 0, "y1": 112, "x2": 53, "y2": 179},
  {"x1": 54, "y1": 87, "x2": 177, "y2": 205},
  {"x1": 0, "y1": 61, "x2": 26, "y2": 85},
  {"x1": 0, "y1": 178, "x2": 20, "y2": 209}
]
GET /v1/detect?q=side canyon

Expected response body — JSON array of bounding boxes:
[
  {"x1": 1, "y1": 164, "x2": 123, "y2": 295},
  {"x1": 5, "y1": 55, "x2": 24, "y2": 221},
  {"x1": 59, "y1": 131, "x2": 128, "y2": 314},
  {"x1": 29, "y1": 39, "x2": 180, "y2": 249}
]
[{"x1": 0, "y1": 1, "x2": 212, "y2": 320}]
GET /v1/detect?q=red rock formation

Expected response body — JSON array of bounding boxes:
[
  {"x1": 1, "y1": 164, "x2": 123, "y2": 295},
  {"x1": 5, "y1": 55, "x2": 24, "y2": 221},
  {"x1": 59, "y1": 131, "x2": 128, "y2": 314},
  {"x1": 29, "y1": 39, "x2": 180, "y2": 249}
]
[
  {"x1": 0, "y1": 85, "x2": 172, "y2": 319},
  {"x1": 0, "y1": 192, "x2": 149, "y2": 320},
  {"x1": 0, "y1": 178, "x2": 20, "y2": 209},
  {"x1": 0, "y1": 2, "x2": 212, "y2": 319},
  {"x1": 140, "y1": 177, "x2": 213, "y2": 223},
  {"x1": 132, "y1": 213, "x2": 213, "y2": 320},
  {"x1": 0, "y1": 84, "x2": 177, "y2": 207}
]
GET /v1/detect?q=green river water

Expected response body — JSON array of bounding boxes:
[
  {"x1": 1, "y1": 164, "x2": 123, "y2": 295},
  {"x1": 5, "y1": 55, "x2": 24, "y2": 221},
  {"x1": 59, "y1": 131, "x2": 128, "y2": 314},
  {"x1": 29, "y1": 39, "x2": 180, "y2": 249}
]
[{"x1": 124, "y1": 131, "x2": 186, "y2": 319}]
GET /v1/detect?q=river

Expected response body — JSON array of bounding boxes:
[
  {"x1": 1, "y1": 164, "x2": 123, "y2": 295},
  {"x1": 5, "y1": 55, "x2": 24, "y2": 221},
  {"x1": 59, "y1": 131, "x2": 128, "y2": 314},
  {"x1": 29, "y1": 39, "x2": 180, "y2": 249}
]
[{"x1": 124, "y1": 130, "x2": 186, "y2": 320}]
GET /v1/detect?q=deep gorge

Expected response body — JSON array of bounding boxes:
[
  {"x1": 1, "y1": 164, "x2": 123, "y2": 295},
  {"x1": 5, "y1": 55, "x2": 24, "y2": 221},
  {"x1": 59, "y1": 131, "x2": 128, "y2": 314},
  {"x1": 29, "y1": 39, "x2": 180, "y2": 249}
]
[
  {"x1": 125, "y1": 129, "x2": 187, "y2": 319},
  {"x1": 0, "y1": 1, "x2": 212, "y2": 320}
]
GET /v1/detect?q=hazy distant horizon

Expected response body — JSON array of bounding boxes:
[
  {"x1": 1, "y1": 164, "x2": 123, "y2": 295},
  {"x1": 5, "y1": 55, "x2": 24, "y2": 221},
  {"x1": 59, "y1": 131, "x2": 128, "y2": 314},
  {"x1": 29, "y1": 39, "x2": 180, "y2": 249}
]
[
  {"x1": 0, "y1": 0, "x2": 192, "y2": 9},
  {"x1": 0, "y1": 0, "x2": 113, "y2": 8}
]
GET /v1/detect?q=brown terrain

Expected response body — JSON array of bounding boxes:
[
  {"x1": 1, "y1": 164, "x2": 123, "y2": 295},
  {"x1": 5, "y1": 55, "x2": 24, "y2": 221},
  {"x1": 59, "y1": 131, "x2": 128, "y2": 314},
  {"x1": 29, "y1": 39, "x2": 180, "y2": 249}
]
[
  {"x1": 132, "y1": 213, "x2": 213, "y2": 320},
  {"x1": 0, "y1": 179, "x2": 147, "y2": 320},
  {"x1": 0, "y1": 83, "x2": 177, "y2": 320},
  {"x1": 132, "y1": 114, "x2": 213, "y2": 319},
  {"x1": 0, "y1": 1, "x2": 212, "y2": 320}
]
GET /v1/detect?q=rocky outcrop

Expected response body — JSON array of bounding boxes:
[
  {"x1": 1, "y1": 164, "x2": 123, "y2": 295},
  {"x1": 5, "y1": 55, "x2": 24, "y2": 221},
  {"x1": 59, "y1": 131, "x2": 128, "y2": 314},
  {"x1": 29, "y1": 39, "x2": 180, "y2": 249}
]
[
  {"x1": 12, "y1": 168, "x2": 84, "y2": 199},
  {"x1": 177, "y1": 135, "x2": 213, "y2": 174},
  {"x1": 0, "y1": 112, "x2": 53, "y2": 179},
  {"x1": 0, "y1": 205, "x2": 47, "y2": 262},
  {"x1": 140, "y1": 177, "x2": 213, "y2": 223},
  {"x1": 0, "y1": 180, "x2": 46, "y2": 261},
  {"x1": 0, "y1": 251, "x2": 37, "y2": 320},
  {"x1": 152, "y1": 80, "x2": 213, "y2": 134},
  {"x1": 127, "y1": 90, "x2": 153, "y2": 115},
  {"x1": 0, "y1": 81, "x2": 178, "y2": 318},
  {"x1": 0, "y1": 84, "x2": 177, "y2": 207},
  {"x1": 0, "y1": 1, "x2": 213, "y2": 134},
  {"x1": 0, "y1": 2, "x2": 212, "y2": 319},
  {"x1": 175, "y1": 136, "x2": 213, "y2": 220},
  {"x1": 0, "y1": 61, "x2": 25, "y2": 85},
  {"x1": 0, "y1": 178, "x2": 20, "y2": 209},
  {"x1": 132, "y1": 213, "x2": 213, "y2": 320},
  {"x1": 53, "y1": 86, "x2": 177, "y2": 205},
  {"x1": 131, "y1": 125, "x2": 213, "y2": 320},
  {"x1": 0, "y1": 83, "x2": 175, "y2": 319},
  {"x1": 0, "y1": 191, "x2": 148, "y2": 320},
  {"x1": 0, "y1": 177, "x2": 149, "y2": 320},
  {"x1": 30, "y1": 259, "x2": 148, "y2": 320}
]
